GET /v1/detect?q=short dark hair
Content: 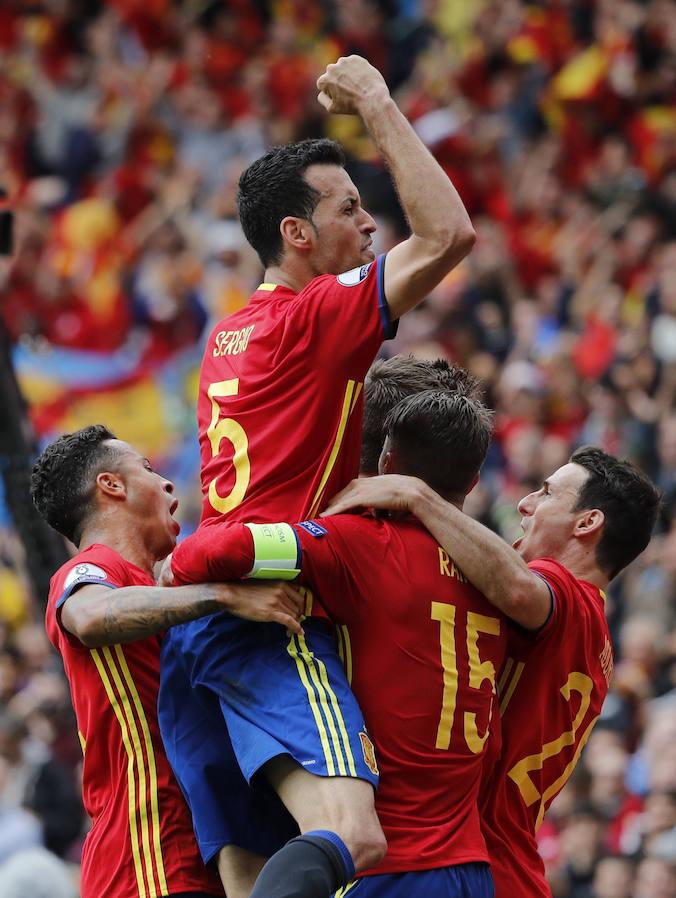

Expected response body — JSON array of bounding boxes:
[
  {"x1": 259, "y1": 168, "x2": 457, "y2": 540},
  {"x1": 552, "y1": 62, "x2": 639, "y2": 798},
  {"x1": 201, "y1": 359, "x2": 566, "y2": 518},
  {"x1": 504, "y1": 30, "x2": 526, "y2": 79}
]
[
  {"x1": 570, "y1": 446, "x2": 661, "y2": 580},
  {"x1": 237, "y1": 138, "x2": 346, "y2": 267},
  {"x1": 361, "y1": 356, "x2": 484, "y2": 475},
  {"x1": 384, "y1": 390, "x2": 493, "y2": 500},
  {"x1": 30, "y1": 425, "x2": 119, "y2": 545}
]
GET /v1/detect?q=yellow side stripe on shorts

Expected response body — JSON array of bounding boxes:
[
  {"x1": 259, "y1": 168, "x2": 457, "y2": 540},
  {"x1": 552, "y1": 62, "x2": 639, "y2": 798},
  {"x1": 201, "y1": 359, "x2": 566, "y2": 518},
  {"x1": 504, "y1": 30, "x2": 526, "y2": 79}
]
[
  {"x1": 287, "y1": 636, "x2": 336, "y2": 776},
  {"x1": 91, "y1": 649, "x2": 147, "y2": 898},
  {"x1": 296, "y1": 633, "x2": 350, "y2": 777},
  {"x1": 114, "y1": 646, "x2": 168, "y2": 895},
  {"x1": 335, "y1": 879, "x2": 360, "y2": 897},
  {"x1": 302, "y1": 633, "x2": 357, "y2": 777}
]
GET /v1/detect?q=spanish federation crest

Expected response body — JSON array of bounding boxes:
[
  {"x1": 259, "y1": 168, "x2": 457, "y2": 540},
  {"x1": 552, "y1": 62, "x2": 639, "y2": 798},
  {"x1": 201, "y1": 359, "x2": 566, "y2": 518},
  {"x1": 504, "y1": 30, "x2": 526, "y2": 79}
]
[{"x1": 359, "y1": 731, "x2": 379, "y2": 776}]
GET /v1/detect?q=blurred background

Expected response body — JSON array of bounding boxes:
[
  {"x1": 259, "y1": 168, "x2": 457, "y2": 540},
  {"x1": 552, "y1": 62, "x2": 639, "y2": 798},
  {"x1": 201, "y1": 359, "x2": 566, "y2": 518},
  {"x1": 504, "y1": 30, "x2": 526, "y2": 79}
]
[{"x1": 0, "y1": 1, "x2": 674, "y2": 896}]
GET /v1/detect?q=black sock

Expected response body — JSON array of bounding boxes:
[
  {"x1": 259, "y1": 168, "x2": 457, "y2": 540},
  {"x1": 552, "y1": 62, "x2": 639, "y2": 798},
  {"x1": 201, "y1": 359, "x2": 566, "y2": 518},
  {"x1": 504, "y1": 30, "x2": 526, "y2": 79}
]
[{"x1": 248, "y1": 831, "x2": 354, "y2": 898}]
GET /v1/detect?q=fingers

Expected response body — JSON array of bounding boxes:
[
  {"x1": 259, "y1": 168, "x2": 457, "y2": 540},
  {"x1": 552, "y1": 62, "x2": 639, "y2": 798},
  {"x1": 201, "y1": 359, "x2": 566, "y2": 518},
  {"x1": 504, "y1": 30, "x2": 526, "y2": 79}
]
[
  {"x1": 317, "y1": 91, "x2": 332, "y2": 111},
  {"x1": 280, "y1": 582, "x2": 306, "y2": 616},
  {"x1": 321, "y1": 480, "x2": 363, "y2": 516},
  {"x1": 275, "y1": 613, "x2": 304, "y2": 637}
]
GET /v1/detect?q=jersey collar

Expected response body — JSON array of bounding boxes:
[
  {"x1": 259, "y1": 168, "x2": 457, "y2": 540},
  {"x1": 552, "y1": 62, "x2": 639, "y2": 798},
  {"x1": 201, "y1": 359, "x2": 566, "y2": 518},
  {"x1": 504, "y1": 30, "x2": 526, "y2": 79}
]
[{"x1": 252, "y1": 282, "x2": 297, "y2": 300}]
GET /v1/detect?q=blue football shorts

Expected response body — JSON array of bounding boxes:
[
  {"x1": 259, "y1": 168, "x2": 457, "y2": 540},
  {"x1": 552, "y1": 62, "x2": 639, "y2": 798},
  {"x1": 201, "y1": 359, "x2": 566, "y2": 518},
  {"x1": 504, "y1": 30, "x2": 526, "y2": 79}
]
[
  {"x1": 334, "y1": 864, "x2": 494, "y2": 898},
  {"x1": 159, "y1": 630, "x2": 297, "y2": 862},
  {"x1": 159, "y1": 614, "x2": 378, "y2": 858}
]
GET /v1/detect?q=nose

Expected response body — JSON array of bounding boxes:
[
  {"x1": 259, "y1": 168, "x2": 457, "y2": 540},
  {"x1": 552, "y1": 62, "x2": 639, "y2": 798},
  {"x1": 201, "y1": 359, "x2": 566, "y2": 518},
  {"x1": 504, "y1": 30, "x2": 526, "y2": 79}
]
[
  {"x1": 360, "y1": 208, "x2": 377, "y2": 234},
  {"x1": 517, "y1": 491, "x2": 536, "y2": 516},
  {"x1": 163, "y1": 479, "x2": 175, "y2": 495}
]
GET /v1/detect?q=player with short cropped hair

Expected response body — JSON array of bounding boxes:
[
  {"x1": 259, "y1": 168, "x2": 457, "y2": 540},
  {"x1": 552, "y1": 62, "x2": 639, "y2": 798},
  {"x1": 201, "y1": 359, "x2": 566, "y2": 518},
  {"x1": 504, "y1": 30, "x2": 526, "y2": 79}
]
[
  {"x1": 360, "y1": 356, "x2": 483, "y2": 475},
  {"x1": 159, "y1": 54, "x2": 476, "y2": 898},
  {"x1": 167, "y1": 390, "x2": 500, "y2": 898},
  {"x1": 325, "y1": 446, "x2": 661, "y2": 898},
  {"x1": 32, "y1": 425, "x2": 304, "y2": 898}
]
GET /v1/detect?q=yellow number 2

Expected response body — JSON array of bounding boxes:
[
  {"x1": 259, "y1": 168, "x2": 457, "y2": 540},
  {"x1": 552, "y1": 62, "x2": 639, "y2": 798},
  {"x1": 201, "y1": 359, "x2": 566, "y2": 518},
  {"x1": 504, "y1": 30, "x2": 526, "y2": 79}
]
[
  {"x1": 507, "y1": 671, "x2": 598, "y2": 829},
  {"x1": 207, "y1": 379, "x2": 250, "y2": 515}
]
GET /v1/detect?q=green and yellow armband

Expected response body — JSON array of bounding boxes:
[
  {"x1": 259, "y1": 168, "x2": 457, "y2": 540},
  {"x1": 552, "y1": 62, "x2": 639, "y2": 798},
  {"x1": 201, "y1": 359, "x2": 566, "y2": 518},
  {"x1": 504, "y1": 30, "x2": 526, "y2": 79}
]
[{"x1": 244, "y1": 523, "x2": 301, "y2": 580}]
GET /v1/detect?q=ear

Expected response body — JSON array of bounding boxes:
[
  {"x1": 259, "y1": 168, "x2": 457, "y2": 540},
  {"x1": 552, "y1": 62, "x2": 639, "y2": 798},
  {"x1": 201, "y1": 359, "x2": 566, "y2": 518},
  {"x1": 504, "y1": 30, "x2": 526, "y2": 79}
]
[
  {"x1": 279, "y1": 216, "x2": 314, "y2": 253},
  {"x1": 467, "y1": 473, "x2": 480, "y2": 494},
  {"x1": 96, "y1": 471, "x2": 127, "y2": 501},
  {"x1": 573, "y1": 508, "x2": 604, "y2": 540},
  {"x1": 379, "y1": 450, "x2": 397, "y2": 476}
]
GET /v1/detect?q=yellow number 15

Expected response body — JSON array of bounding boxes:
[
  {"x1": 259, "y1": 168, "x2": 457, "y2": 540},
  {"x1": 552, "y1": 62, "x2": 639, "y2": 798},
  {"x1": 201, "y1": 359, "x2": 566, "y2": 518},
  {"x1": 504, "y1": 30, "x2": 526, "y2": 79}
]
[
  {"x1": 432, "y1": 602, "x2": 501, "y2": 754},
  {"x1": 207, "y1": 380, "x2": 250, "y2": 514}
]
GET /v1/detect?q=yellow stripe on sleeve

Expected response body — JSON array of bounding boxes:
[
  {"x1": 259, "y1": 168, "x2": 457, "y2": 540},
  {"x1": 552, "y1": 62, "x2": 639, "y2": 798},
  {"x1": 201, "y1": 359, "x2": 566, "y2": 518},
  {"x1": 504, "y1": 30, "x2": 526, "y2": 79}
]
[
  {"x1": 91, "y1": 649, "x2": 147, "y2": 898},
  {"x1": 101, "y1": 647, "x2": 158, "y2": 898},
  {"x1": 114, "y1": 646, "x2": 168, "y2": 895}
]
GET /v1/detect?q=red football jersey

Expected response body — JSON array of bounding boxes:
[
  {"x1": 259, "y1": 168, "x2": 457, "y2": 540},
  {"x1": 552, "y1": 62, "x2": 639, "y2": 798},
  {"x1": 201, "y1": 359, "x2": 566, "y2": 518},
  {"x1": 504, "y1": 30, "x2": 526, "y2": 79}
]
[
  {"x1": 45, "y1": 545, "x2": 223, "y2": 898},
  {"x1": 479, "y1": 558, "x2": 612, "y2": 898},
  {"x1": 196, "y1": 255, "x2": 394, "y2": 528},
  {"x1": 172, "y1": 515, "x2": 507, "y2": 873}
]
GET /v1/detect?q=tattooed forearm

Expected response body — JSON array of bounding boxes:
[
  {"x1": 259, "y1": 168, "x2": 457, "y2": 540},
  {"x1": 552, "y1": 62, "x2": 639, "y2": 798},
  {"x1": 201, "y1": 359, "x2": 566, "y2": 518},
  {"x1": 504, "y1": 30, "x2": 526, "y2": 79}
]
[{"x1": 91, "y1": 585, "x2": 224, "y2": 645}]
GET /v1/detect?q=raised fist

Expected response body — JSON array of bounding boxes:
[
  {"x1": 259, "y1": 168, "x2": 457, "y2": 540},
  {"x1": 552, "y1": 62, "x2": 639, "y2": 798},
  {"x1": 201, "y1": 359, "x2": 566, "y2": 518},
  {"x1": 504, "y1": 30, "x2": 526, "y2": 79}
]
[{"x1": 316, "y1": 55, "x2": 390, "y2": 115}]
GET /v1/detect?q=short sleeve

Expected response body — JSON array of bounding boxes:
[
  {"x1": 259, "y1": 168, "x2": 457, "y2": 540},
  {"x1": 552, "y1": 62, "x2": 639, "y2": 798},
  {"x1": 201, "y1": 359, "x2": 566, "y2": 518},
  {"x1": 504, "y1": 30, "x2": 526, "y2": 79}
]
[
  {"x1": 302, "y1": 254, "x2": 396, "y2": 356},
  {"x1": 524, "y1": 558, "x2": 577, "y2": 639},
  {"x1": 55, "y1": 559, "x2": 120, "y2": 610}
]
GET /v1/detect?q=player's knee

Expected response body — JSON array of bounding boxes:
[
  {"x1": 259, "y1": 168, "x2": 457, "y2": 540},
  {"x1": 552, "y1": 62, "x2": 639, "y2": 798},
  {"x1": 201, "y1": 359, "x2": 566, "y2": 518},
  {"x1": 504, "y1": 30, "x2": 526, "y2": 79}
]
[{"x1": 343, "y1": 818, "x2": 387, "y2": 872}]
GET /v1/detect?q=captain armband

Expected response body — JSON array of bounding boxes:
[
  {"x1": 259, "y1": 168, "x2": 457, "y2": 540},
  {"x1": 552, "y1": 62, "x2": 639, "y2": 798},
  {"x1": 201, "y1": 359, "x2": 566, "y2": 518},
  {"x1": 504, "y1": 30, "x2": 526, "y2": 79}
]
[{"x1": 244, "y1": 523, "x2": 301, "y2": 580}]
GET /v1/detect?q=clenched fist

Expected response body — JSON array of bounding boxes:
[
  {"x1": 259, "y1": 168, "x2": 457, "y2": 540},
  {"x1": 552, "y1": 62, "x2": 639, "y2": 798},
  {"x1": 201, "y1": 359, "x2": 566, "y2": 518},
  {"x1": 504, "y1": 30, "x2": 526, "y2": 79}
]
[{"x1": 317, "y1": 55, "x2": 390, "y2": 115}]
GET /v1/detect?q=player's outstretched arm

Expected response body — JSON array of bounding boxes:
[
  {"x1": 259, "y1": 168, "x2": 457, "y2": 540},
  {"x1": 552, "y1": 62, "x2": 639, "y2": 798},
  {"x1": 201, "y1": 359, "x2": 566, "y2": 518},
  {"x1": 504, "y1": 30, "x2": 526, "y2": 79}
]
[
  {"x1": 324, "y1": 476, "x2": 552, "y2": 630},
  {"x1": 60, "y1": 580, "x2": 305, "y2": 647},
  {"x1": 317, "y1": 56, "x2": 475, "y2": 320}
]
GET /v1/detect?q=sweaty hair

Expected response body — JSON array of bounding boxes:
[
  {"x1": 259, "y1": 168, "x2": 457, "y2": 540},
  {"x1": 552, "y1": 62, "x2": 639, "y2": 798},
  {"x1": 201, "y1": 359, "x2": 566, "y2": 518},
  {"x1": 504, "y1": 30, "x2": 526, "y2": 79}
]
[
  {"x1": 570, "y1": 446, "x2": 660, "y2": 580},
  {"x1": 384, "y1": 390, "x2": 493, "y2": 500},
  {"x1": 237, "y1": 138, "x2": 346, "y2": 268},
  {"x1": 30, "y1": 425, "x2": 119, "y2": 545},
  {"x1": 361, "y1": 356, "x2": 484, "y2": 475}
]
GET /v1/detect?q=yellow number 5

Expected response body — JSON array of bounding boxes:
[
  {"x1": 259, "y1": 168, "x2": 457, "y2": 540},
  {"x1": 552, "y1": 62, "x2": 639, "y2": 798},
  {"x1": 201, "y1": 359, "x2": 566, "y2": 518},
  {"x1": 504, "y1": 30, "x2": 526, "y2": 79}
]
[{"x1": 207, "y1": 380, "x2": 250, "y2": 514}]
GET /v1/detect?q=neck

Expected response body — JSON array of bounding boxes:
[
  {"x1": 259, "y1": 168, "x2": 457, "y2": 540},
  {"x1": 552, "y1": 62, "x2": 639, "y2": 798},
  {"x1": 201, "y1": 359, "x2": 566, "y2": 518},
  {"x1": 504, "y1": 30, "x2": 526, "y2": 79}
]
[
  {"x1": 263, "y1": 256, "x2": 316, "y2": 294},
  {"x1": 551, "y1": 543, "x2": 608, "y2": 592},
  {"x1": 78, "y1": 517, "x2": 158, "y2": 578}
]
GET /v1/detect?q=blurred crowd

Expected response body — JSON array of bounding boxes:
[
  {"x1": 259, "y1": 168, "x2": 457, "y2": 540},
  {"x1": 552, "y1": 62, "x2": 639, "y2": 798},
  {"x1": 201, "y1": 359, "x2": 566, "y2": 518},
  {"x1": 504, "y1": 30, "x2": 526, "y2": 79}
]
[{"x1": 0, "y1": 1, "x2": 675, "y2": 896}]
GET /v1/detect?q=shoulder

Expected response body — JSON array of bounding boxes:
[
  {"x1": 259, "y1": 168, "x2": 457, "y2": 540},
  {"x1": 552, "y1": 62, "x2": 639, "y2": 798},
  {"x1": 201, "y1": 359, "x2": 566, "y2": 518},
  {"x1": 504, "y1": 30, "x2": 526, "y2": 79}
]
[
  {"x1": 526, "y1": 557, "x2": 607, "y2": 635},
  {"x1": 49, "y1": 546, "x2": 128, "y2": 606},
  {"x1": 296, "y1": 513, "x2": 391, "y2": 560},
  {"x1": 300, "y1": 258, "x2": 380, "y2": 300}
]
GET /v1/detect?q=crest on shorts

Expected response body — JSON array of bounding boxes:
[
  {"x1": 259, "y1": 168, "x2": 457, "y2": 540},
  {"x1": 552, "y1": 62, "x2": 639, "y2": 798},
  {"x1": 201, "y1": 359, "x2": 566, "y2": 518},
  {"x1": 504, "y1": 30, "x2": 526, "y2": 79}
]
[{"x1": 359, "y1": 731, "x2": 379, "y2": 776}]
